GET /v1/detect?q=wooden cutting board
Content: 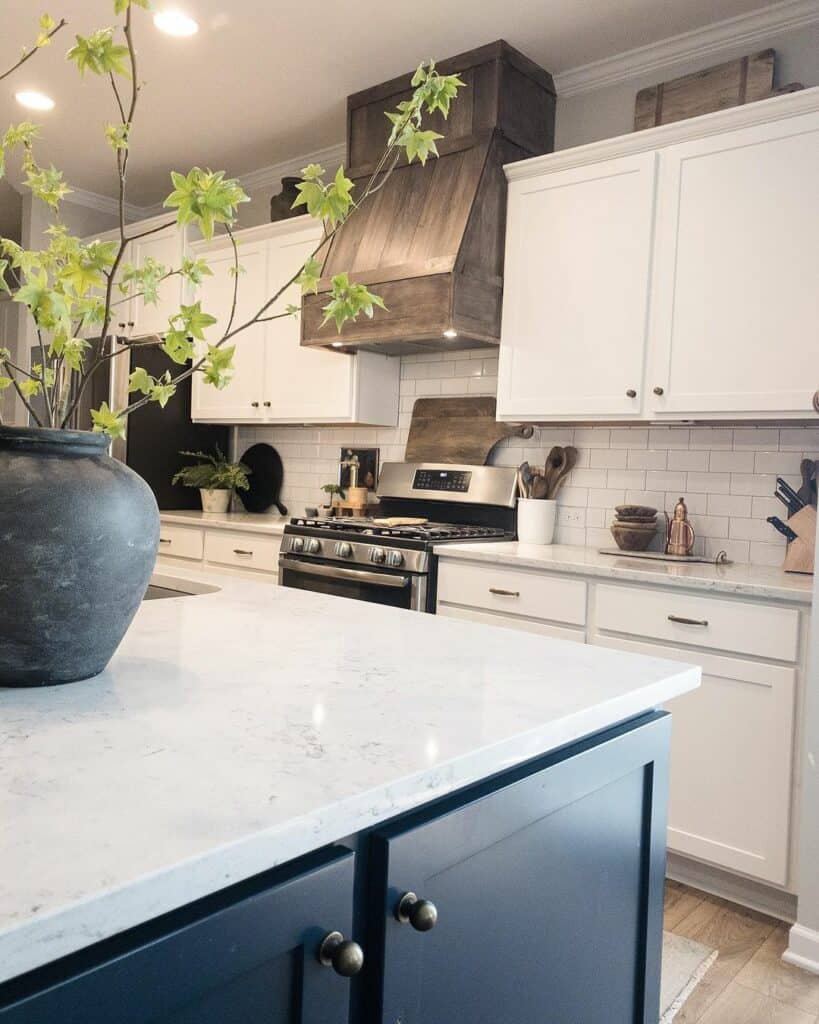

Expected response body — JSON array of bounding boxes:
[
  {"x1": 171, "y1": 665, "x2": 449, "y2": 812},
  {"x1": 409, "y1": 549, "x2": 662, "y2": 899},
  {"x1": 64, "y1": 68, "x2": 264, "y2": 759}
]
[
  {"x1": 634, "y1": 50, "x2": 801, "y2": 131},
  {"x1": 405, "y1": 397, "x2": 533, "y2": 465}
]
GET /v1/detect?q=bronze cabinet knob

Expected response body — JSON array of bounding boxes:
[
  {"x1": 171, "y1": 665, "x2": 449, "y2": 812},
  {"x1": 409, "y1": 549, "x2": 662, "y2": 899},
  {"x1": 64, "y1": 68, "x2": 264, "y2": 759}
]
[
  {"x1": 318, "y1": 932, "x2": 364, "y2": 977},
  {"x1": 263, "y1": 401, "x2": 271, "y2": 407},
  {"x1": 250, "y1": 401, "x2": 260, "y2": 408},
  {"x1": 626, "y1": 389, "x2": 637, "y2": 398},
  {"x1": 395, "y1": 891, "x2": 438, "y2": 932},
  {"x1": 653, "y1": 386, "x2": 664, "y2": 396}
]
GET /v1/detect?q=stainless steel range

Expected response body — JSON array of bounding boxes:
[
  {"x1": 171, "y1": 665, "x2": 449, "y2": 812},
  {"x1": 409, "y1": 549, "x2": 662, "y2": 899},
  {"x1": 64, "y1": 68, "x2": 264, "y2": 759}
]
[{"x1": 278, "y1": 463, "x2": 518, "y2": 612}]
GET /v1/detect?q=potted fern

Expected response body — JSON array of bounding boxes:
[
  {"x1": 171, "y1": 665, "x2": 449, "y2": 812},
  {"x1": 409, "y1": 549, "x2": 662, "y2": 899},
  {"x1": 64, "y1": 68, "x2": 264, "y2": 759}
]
[
  {"x1": 172, "y1": 448, "x2": 251, "y2": 514},
  {"x1": 0, "y1": 3, "x2": 463, "y2": 687}
]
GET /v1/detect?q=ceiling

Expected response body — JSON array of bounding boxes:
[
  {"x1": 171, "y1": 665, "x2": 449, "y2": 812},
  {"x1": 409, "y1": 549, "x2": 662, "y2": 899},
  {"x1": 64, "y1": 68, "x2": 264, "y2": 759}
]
[{"x1": 0, "y1": 0, "x2": 785, "y2": 211}]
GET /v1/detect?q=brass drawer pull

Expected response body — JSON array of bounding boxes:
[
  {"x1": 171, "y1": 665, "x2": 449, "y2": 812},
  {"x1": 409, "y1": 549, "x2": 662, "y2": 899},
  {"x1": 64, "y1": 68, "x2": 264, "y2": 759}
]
[
  {"x1": 489, "y1": 587, "x2": 520, "y2": 597},
  {"x1": 668, "y1": 614, "x2": 708, "y2": 627},
  {"x1": 158, "y1": 538, "x2": 171, "y2": 545},
  {"x1": 233, "y1": 548, "x2": 253, "y2": 556}
]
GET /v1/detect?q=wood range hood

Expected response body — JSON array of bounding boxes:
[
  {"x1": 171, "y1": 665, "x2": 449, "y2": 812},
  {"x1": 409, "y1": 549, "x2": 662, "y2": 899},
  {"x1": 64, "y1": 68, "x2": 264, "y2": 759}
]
[{"x1": 300, "y1": 40, "x2": 556, "y2": 356}]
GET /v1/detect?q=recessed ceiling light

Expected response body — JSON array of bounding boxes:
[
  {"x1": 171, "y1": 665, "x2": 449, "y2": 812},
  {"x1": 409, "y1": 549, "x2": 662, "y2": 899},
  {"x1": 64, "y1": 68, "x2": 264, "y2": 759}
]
[
  {"x1": 15, "y1": 90, "x2": 54, "y2": 111},
  {"x1": 442, "y1": 328, "x2": 458, "y2": 339},
  {"x1": 153, "y1": 9, "x2": 199, "y2": 36},
  {"x1": 331, "y1": 342, "x2": 344, "y2": 348}
]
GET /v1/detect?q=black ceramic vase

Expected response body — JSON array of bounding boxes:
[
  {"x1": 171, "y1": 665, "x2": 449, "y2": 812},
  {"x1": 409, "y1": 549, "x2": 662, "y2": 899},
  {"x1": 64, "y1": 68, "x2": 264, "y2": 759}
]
[{"x1": 0, "y1": 426, "x2": 159, "y2": 687}]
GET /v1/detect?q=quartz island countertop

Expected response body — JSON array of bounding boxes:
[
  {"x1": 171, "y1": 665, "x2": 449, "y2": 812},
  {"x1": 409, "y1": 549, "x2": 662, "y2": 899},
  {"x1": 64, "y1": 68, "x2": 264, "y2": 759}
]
[
  {"x1": 0, "y1": 567, "x2": 698, "y2": 984},
  {"x1": 434, "y1": 541, "x2": 813, "y2": 604}
]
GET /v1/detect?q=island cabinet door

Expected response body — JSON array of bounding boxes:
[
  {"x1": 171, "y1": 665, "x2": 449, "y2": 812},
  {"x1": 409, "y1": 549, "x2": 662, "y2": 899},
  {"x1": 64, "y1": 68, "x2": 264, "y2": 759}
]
[
  {"x1": 0, "y1": 847, "x2": 357, "y2": 1024},
  {"x1": 368, "y1": 714, "x2": 670, "y2": 1024}
]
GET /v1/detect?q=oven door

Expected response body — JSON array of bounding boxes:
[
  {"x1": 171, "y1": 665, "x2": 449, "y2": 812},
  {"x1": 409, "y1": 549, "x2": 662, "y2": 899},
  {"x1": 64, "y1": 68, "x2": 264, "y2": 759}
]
[{"x1": 278, "y1": 556, "x2": 428, "y2": 611}]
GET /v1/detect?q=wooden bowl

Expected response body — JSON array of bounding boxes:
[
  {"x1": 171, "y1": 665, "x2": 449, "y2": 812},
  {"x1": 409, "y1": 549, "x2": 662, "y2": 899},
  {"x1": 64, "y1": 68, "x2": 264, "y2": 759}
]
[
  {"x1": 615, "y1": 504, "x2": 657, "y2": 518},
  {"x1": 610, "y1": 522, "x2": 658, "y2": 551}
]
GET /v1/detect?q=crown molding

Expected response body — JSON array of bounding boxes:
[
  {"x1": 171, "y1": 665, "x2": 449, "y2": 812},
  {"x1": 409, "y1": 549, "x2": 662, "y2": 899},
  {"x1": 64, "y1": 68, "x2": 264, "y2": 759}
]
[
  {"x1": 56, "y1": 185, "x2": 151, "y2": 221},
  {"x1": 239, "y1": 141, "x2": 347, "y2": 194},
  {"x1": 506, "y1": 84, "x2": 819, "y2": 180},
  {"x1": 553, "y1": 0, "x2": 819, "y2": 98}
]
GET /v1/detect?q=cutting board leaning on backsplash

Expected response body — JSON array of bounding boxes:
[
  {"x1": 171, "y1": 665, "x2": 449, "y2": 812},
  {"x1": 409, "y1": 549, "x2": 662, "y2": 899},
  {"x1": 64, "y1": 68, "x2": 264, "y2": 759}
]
[{"x1": 405, "y1": 397, "x2": 533, "y2": 465}]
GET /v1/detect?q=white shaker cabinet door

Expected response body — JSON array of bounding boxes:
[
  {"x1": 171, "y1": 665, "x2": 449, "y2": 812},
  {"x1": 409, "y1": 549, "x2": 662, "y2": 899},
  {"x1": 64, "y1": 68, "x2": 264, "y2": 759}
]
[
  {"x1": 262, "y1": 221, "x2": 356, "y2": 422},
  {"x1": 594, "y1": 632, "x2": 795, "y2": 886},
  {"x1": 190, "y1": 238, "x2": 267, "y2": 422},
  {"x1": 647, "y1": 109, "x2": 819, "y2": 418},
  {"x1": 129, "y1": 220, "x2": 185, "y2": 339},
  {"x1": 497, "y1": 152, "x2": 657, "y2": 420}
]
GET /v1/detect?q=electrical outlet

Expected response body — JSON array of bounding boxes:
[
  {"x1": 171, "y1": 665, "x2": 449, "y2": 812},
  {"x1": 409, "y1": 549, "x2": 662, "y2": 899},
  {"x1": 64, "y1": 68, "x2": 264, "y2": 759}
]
[{"x1": 561, "y1": 508, "x2": 585, "y2": 526}]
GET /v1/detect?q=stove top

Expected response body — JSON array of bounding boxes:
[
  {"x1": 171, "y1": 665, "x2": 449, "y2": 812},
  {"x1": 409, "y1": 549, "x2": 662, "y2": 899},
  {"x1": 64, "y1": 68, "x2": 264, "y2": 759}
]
[{"x1": 287, "y1": 516, "x2": 512, "y2": 543}]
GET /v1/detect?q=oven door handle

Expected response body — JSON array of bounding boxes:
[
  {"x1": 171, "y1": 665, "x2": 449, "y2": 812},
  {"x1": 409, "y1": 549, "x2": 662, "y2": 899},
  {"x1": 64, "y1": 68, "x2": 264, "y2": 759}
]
[{"x1": 282, "y1": 559, "x2": 411, "y2": 589}]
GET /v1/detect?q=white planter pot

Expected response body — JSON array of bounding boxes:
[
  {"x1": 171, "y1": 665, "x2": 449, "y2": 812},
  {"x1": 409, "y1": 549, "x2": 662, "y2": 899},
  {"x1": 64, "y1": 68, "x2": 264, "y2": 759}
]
[
  {"x1": 517, "y1": 498, "x2": 557, "y2": 545},
  {"x1": 200, "y1": 488, "x2": 231, "y2": 514}
]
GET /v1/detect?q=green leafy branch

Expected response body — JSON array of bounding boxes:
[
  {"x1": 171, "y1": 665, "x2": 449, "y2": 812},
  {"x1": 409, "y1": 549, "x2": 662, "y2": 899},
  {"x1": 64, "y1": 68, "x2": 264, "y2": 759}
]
[
  {"x1": 0, "y1": 2, "x2": 464, "y2": 436},
  {"x1": 0, "y1": 14, "x2": 67, "y2": 87}
]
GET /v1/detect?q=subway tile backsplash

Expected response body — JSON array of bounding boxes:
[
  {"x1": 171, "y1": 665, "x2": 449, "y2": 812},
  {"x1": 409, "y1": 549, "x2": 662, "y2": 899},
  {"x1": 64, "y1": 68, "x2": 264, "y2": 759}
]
[{"x1": 237, "y1": 349, "x2": 819, "y2": 568}]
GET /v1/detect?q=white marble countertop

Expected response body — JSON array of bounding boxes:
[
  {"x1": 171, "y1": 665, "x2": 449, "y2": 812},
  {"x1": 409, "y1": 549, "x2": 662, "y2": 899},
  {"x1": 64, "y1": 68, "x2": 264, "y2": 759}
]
[
  {"x1": 435, "y1": 542, "x2": 814, "y2": 605},
  {"x1": 0, "y1": 566, "x2": 698, "y2": 983},
  {"x1": 160, "y1": 509, "x2": 287, "y2": 535}
]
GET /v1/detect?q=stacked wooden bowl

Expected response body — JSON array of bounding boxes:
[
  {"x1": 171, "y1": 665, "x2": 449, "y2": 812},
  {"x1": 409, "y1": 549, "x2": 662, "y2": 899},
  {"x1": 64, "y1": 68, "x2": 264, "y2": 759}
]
[{"x1": 610, "y1": 505, "x2": 659, "y2": 552}]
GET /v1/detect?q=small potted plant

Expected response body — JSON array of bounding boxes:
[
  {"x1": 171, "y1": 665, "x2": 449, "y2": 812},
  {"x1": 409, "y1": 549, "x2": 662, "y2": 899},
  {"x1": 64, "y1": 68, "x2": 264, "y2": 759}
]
[
  {"x1": 172, "y1": 448, "x2": 251, "y2": 514},
  {"x1": 321, "y1": 483, "x2": 345, "y2": 516}
]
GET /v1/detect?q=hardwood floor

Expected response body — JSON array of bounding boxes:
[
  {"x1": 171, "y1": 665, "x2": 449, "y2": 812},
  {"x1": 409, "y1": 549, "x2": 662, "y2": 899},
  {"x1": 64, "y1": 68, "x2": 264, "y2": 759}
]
[{"x1": 665, "y1": 881, "x2": 819, "y2": 1023}]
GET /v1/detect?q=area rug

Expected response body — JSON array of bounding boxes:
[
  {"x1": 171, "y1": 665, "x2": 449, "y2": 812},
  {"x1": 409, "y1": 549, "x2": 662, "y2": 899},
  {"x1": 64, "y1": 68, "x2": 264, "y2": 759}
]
[{"x1": 660, "y1": 932, "x2": 718, "y2": 1023}]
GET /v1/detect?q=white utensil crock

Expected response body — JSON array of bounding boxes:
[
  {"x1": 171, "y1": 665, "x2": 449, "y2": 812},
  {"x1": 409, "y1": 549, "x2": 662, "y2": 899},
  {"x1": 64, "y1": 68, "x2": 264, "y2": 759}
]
[{"x1": 517, "y1": 498, "x2": 556, "y2": 545}]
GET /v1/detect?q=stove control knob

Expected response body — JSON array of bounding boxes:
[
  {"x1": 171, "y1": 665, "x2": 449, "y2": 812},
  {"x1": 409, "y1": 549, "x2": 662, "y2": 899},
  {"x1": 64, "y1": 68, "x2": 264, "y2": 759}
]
[
  {"x1": 335, "y1": 541, "x2": 353, "y2": 559},
  {"x1": 386, "y1": 550, "x2": 404, "y2": 568},
  {"x1": 307, "y1": 538, "x2": 322, "y2": 555},
  {"x1": 290, "y1": 537, "x2": 304, "y2": 553},
  {"x1": 370, "y1": 547, "x2": 386, "y2": 564}
]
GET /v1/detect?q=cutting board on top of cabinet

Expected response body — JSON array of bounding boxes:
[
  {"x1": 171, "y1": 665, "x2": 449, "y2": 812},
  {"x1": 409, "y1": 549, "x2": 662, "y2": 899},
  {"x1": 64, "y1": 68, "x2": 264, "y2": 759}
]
[{"x1": 497, "y1": 87, "x2": 819, "y2": 422}]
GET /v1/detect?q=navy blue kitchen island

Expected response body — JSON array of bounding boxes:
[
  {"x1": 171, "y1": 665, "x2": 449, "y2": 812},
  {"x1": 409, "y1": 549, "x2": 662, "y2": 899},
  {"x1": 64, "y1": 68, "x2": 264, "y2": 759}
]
[{"x1": 0, "y1": 571, "x2": 698, "y2": 1023}]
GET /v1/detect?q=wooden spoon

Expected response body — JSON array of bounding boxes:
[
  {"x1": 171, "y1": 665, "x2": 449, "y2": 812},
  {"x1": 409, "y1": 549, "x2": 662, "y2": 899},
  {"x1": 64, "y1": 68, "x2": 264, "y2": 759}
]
[
  {"x1": 548, "y1": 445, "x2": 578, "y2": 497},
  {"x1": 543, "y1": 446, "x2": 568, "y2": 497},
  {"x1": 530, "y1": 472, "x2": 549, "y2": 499}
]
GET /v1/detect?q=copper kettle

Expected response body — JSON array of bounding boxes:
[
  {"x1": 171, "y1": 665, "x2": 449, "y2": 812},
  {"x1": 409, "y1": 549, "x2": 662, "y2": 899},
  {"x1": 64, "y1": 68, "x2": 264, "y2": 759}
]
[{"x1": 665, "y1": 497, "x2": 695, "y2": 556}]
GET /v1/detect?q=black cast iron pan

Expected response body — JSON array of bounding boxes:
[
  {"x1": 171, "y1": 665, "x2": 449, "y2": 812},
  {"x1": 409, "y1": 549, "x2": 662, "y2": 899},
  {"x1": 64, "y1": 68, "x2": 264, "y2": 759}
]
[{"x1": 239, "y1": 443, "x2": 287, "y2": 516}]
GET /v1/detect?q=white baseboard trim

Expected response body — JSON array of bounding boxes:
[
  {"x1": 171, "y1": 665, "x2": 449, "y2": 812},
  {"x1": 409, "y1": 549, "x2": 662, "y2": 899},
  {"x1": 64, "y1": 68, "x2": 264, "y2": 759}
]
[
  {"x1": 784, "y1": 924, "x2": 819, "y2": 975},
  {"x1": 666, "y1": 853, "x2": 797, "y2": 923}
]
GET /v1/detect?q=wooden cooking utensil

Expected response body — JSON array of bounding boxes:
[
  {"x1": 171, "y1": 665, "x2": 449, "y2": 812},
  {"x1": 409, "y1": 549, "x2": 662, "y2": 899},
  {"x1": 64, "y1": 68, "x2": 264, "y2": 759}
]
[
  {"x1": 548, "y1": 446, "x2": 578, "y2": 498},
  {"x1": 530, "y1": 472, "x2": 549, "y2": 499}
]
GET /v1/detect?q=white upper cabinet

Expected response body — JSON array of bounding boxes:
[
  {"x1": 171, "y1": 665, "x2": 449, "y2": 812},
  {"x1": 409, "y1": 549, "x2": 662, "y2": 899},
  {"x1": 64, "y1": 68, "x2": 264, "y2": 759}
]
[
  {"x1": 190, "y1": 236, "x2": 269, "y2": 421},
  {"x1": 189, "y1": 217, "x2": 399, "y2": 425},
  {"x1": 498, "y1": 152, "x2": 656, "y2": 421},
  {"x1": 128, "y1": 217, "x2": 186, "y2": 338},
  {"x1": 647, "y1": 109, "x2": 819, "y2": 419},
  {"x1": 498, "y1": 88, "x2": 819, "y2": 422}
]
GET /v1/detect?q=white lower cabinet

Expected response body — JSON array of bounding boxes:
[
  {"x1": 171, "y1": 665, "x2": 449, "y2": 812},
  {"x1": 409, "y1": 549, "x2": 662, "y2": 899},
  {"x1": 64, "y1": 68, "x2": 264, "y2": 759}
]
[
  {"x1": 436, "y1": 560, "x2": 587, "y2": 639},
  {"x1": 594, "y1": 633, "x2": 795, "y2": 886},
  {"x1": 436, "y1": 554, "x2": 806, "y2": 892},
  {"x1": 189, "y1": 218, "x2": 399, "y2": 425},
  {"x1": 156, "y1": 521, "x2": 281, "y2": 582}
]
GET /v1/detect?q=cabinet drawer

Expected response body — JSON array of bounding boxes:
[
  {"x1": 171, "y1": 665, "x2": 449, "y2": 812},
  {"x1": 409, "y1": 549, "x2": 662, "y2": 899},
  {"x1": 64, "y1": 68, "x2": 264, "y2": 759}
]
[
  {"x1": 595, "y1": 583, "x2": 799, "y2": 662},
  {"x1": 204, "y1": 529, "x2": 280, "y2": 573},
  {"x1": 437, "y1": 602, "x2": 586, "y2": 643},
  {"x1": 157, "y1": 524, "x2": 203, "y2": 561},
  {"x1": 437, "y1": 560, "x2": 586, "y2": 626}
]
